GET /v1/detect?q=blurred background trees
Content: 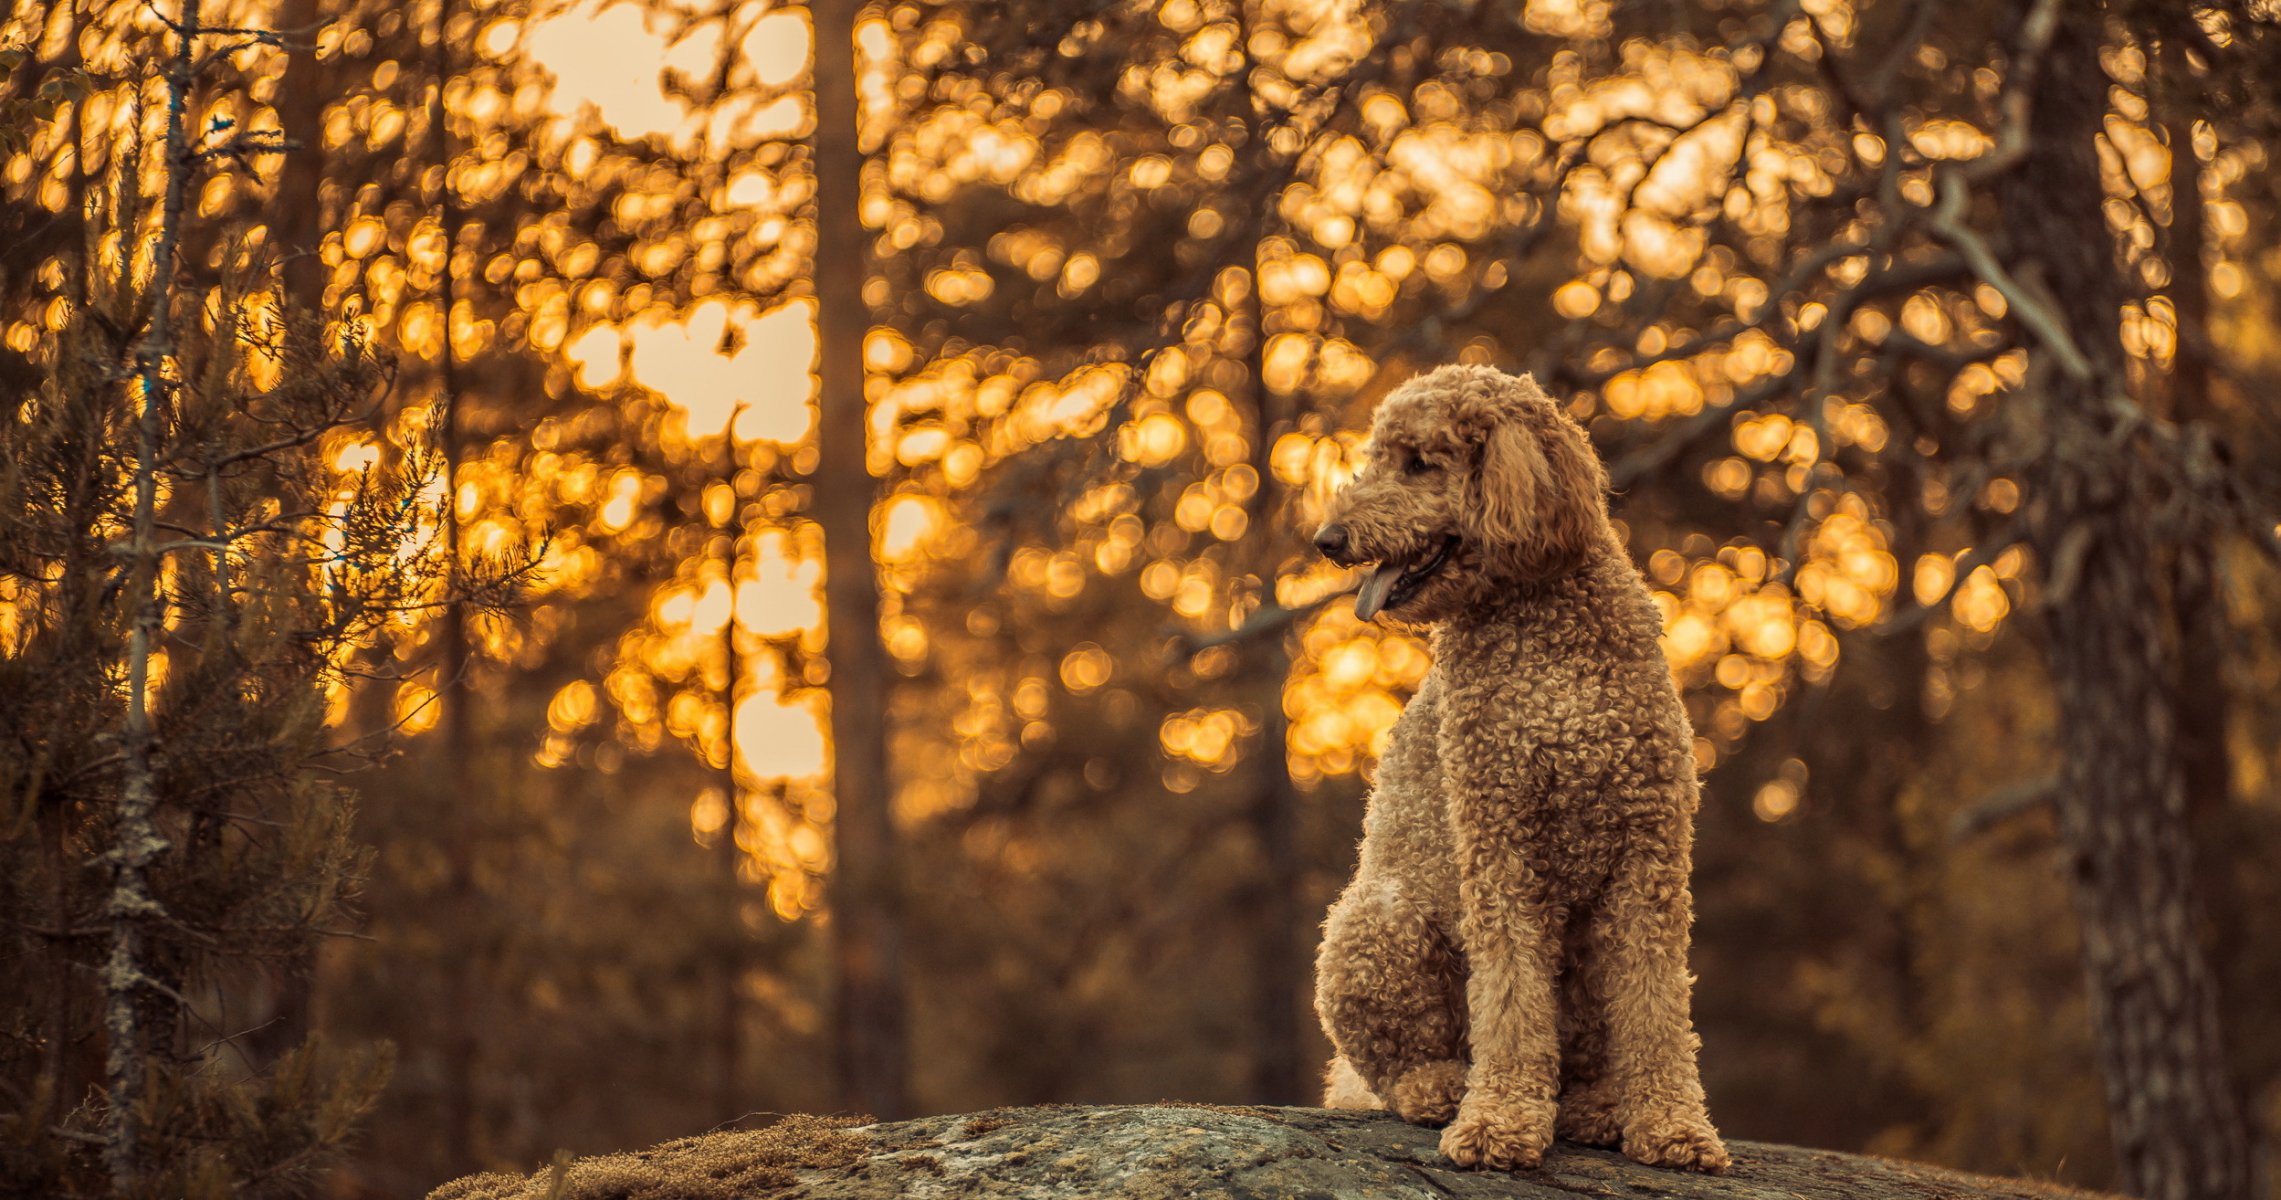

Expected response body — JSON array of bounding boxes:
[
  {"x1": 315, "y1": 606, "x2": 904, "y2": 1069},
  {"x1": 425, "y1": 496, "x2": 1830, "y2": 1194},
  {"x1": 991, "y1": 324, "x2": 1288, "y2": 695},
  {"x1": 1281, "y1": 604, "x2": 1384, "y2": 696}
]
[{"x1": 4, "y1": 0, "x2": 2281, "y2": 1197}]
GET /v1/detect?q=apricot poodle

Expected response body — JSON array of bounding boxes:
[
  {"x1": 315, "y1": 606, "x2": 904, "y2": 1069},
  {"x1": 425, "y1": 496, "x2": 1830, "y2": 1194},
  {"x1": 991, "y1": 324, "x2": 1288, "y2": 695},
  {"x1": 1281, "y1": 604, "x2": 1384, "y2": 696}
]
[{"x1": 1310, "y1": 365, "x2": 1729, "y2": 1174}]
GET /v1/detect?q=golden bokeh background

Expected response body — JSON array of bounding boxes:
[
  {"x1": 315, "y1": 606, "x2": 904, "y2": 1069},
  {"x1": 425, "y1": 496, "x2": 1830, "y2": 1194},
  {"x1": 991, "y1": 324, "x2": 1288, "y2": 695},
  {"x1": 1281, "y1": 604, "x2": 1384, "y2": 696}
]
[{"x1": 6, "y1": 0, "x2": 2281, "y2": 1194}]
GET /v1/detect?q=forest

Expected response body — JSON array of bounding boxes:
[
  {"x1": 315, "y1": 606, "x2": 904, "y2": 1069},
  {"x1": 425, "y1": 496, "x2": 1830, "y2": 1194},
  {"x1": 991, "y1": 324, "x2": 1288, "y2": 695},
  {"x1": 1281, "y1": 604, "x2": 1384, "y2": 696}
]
[{"x1": 2, "y1": 0, "x2": 2279, "y2": 1197}]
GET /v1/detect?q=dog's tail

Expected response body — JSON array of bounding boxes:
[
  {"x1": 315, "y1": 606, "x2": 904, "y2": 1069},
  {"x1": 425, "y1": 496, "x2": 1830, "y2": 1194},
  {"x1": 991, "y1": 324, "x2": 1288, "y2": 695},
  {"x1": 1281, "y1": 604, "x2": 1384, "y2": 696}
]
[{"x1": 1320, "y1": 1055, "x2": 1385, "y2": 1110}]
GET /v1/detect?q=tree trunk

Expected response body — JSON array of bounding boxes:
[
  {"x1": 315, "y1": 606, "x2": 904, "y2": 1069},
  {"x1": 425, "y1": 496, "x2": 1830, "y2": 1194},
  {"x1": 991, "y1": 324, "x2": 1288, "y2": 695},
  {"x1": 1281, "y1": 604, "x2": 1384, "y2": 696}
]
[
  {"x1": 270, "y1": 0, "x2": 329, "y2": 321},
  {"x1": 108, "y1": 2, "x2": 205, "y2": 1187},
  {"x1": 812, "y1": 0, "x2": 908, "y2": 1121},
  {"x1": 431, "y1": 1105, "x2": 2130, "y2": 1200},
  {"x1": 428, "y1": 0, "x2": 481, "y2": 1167},
  {"x1": 2158, "y1": 40, "x2": 2232, "y2": 835},
  {"x1": 718, "y1": 422, "x2": 747, "y2": 1121},
  {"x1": 242, "y1": 0, "x2": 330, "y2": 1077},
  {"x1": 2006, "y1": 13, "x2": 2248, "y2": 1200},
  {"x1": 1244, "y1": 253, "x2": 1305, "y2": 1106},
  {"x1": 1230, "y1": 3, "x2": 1306, "y2": 1104}
]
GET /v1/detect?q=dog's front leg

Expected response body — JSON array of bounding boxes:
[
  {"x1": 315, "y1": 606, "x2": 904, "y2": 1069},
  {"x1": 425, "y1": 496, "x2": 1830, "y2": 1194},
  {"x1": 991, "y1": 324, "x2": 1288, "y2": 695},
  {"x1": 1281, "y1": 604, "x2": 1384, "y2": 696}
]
[
  {"x1": 1438, "y1": 841, "x2": 1561, "y2": 1168},
  {"x1": 1593, "y1": 841, "x2": 1730, "y2": 1172}
]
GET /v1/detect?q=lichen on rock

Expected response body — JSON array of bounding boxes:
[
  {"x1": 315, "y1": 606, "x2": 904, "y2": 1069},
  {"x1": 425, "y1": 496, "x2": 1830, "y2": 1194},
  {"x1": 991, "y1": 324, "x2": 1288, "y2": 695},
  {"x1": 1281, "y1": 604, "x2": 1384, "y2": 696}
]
[{"x1": 430, "y1": 1105, "x2": 2119, "y2": 1200}]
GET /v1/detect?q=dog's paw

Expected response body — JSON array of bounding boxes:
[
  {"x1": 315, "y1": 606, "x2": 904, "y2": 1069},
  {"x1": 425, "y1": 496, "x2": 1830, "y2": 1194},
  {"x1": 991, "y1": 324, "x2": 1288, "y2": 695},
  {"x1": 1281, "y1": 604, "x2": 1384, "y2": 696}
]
[
  {"x1": 1621, "y1": 1113, "x2": 1730, "y2": 1174},
  {"x1": 1388, "y1": 1060, "x2": 1467, "y2": 1126},
  {"x1": 1554, "y1": 1084, "x2": 1623, "y2": 1147},
  {"x1": 1438, "y1": 1098, "x2": 1554, "y2": 1170}
]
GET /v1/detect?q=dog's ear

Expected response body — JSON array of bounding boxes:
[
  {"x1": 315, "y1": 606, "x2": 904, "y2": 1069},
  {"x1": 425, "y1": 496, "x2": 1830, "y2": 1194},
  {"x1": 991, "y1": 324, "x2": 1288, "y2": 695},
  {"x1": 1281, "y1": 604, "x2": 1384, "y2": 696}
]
[
  {"x1": 1470, "y1": 405, "x2": 1608, "y2": 579},
  {"x1": 1471, "y1": 417, "x2": 1543, "y2": 567}
]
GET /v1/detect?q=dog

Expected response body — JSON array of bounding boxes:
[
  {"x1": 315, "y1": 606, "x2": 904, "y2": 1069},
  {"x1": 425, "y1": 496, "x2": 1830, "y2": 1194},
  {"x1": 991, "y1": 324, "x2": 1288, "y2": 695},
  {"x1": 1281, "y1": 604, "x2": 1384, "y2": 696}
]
[{"x1": 1310, "y1": 364, "x2": 1730, "y2": 1173}]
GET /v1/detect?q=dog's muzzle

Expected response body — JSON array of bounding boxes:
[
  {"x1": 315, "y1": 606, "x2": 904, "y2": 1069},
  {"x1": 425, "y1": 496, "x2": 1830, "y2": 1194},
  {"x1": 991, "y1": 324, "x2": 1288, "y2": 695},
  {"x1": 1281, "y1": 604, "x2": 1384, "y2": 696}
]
[{"x1": 1352, "y1": 536, "x2": 1458, "y2": 621}]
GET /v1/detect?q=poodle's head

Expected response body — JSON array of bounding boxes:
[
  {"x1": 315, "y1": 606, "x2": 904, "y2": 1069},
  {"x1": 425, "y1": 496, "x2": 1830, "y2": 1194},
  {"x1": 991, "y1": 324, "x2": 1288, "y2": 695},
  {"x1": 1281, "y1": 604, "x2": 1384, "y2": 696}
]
[{"x1": 1313, "y1": 366, "x2": 1609, "y2": 623}]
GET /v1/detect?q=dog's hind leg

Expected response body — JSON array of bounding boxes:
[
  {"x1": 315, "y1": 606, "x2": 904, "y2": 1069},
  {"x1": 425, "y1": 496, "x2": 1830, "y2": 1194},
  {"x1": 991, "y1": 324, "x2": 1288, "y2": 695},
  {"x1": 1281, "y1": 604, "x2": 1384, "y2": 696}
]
[
  {"x1": 1314, "y1": 884, "x2": 1469, "y2": 1124},
  {"x1": 1322, "y1": 1055, "x2": 1384, "y2": 1110}
]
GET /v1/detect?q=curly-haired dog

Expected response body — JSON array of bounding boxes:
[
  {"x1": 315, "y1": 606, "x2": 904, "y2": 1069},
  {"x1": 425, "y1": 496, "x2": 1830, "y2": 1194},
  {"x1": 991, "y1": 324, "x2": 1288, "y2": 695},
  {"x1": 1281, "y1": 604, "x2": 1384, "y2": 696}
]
[{"x1": 1310, "y1": 365, "x2": 1728, "y2": 1174}]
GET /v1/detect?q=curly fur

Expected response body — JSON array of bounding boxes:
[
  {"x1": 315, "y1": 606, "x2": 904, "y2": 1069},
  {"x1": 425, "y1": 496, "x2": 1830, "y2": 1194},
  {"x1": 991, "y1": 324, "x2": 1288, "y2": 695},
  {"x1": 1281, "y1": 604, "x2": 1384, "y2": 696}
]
[{"x1": 1310, "y1": 366, "x2": 1729, "y2": 1174}]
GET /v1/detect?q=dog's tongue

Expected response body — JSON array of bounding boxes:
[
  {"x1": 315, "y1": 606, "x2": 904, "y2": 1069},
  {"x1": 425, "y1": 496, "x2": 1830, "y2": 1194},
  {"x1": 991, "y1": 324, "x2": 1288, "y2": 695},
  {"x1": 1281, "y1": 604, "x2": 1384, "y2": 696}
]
[{"x1": 1354, "y1": 563, "x2": 1402, "y2": 621}]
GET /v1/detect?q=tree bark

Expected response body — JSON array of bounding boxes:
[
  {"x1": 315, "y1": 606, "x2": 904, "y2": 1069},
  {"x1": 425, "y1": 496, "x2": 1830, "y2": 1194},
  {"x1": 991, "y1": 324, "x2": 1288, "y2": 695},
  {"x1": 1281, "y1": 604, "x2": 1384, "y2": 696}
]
[
  {"x1": 812, "y1": 0, "x2": 909, "y2": 1121},
  {"x1": 2005, "y1": 12, "x2": 2248, "y2": 1200},
  {"x1": 2154, "y1": 49, "x2": 2266, "y2": 1176}
]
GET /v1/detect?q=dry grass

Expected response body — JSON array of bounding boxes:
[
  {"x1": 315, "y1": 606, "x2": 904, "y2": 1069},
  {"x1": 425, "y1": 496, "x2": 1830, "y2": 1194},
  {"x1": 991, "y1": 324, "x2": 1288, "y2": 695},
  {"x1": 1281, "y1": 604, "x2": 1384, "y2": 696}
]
[{"x1": 427, "y1": 1115, "x2": 866, "y2": 1200}]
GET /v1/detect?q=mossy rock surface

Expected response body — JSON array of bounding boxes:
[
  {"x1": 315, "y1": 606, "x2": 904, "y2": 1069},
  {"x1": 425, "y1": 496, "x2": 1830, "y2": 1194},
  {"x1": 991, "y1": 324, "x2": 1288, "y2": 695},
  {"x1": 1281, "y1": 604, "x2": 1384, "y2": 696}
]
[{"x1": 431, "y1": 1104, "x2": 2115, "y2": 1200}]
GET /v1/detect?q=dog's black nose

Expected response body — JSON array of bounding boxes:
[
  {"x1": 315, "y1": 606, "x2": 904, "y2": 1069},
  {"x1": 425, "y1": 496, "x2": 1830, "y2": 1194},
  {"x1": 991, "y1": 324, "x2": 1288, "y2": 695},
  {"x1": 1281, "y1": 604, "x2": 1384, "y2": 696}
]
[{"x1": 1314, "y1": 524, "x2": 1350, "y2": 562}]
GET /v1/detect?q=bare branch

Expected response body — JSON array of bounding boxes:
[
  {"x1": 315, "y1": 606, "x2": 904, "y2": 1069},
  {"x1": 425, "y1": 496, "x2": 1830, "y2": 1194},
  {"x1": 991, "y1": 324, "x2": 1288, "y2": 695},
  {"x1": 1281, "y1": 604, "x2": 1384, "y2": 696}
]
[
  {"x1": 1173, "y1": 581, "x2": 1354, "y2": 659},
  {"x1": 1948, "y1": 774, "x2": 2058, "y2": 843}
]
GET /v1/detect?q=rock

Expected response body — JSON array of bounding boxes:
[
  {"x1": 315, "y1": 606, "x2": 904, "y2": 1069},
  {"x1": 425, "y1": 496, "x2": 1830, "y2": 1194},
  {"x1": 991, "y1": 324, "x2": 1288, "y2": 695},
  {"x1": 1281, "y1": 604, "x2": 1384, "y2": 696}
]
[{"x1": 431, "y1": 1104, "x2": 2117, "y2": 1200}]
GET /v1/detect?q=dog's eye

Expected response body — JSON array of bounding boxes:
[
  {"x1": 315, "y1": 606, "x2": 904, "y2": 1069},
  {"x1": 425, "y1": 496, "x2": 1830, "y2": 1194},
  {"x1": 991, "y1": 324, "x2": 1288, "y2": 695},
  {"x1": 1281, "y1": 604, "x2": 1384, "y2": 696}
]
[{"x1": 1403, "y1": 450, "x2": 1435, "y2": 476}]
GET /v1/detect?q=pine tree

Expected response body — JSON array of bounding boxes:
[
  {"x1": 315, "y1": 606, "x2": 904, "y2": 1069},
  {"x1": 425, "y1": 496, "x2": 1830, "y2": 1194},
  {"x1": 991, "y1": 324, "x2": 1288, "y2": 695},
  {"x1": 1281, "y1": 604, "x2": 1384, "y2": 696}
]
[{"x1": 0, "y1": 3, "x2": 521, "y2": 1193}]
